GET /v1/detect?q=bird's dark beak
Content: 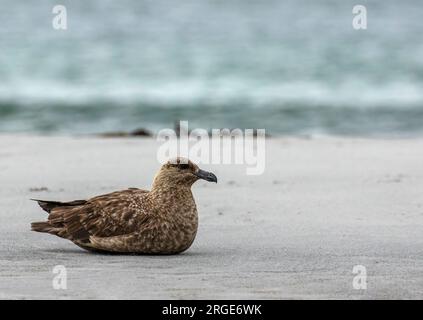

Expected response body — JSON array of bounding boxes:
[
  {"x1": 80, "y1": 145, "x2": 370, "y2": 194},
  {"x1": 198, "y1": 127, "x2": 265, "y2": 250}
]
[{"x1": 195, "y1": 169, "x2": 218, "y2": 183}]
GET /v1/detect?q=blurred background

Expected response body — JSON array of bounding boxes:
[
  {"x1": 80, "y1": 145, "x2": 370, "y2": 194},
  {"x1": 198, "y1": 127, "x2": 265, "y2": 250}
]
[{"x1": 0, "y1": 0, "x2": 422, "y2": 136}]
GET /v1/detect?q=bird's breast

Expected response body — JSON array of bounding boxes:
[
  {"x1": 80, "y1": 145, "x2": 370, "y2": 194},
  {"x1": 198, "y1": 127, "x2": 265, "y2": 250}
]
[{"x1": 148, "y1": 192, "x2": 199, "y2": 253}]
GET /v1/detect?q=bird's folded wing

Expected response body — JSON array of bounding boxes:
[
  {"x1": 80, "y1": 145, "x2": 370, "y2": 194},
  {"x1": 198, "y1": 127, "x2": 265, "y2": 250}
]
[{"x1": 50, "y1": 189, "x2": 150, "y2": 241}]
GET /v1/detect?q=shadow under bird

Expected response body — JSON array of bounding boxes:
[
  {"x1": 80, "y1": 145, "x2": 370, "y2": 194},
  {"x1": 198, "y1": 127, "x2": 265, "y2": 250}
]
[{"x1": 31, "y1": 158, "x2": 217, "y2": 254}]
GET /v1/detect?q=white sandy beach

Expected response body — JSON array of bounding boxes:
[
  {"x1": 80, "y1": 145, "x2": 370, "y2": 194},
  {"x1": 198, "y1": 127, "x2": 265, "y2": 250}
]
[{"x1": 0, "y1": 135, "x2": 422, "y2": 299}]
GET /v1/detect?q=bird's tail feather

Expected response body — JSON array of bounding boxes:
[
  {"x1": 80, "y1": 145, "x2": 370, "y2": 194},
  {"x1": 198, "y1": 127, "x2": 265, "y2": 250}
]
[
  {"x1": 31, "y1": 221, "x2": 53, "y2": 233},
  {"x1": 31, "y1": 199, "x2": 87, "y2": 213},
  {"x1": 31, "y1": 221, "x2": 68, "y2": 238},
  {"x1": 31, "y1": 199, "x2": 87, "y2": 240}
]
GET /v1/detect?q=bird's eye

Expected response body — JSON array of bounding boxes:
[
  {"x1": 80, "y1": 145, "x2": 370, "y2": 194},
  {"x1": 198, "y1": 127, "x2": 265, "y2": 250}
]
[{"x1": 178, "y1": 163, "x2": 190, "y2": 170}]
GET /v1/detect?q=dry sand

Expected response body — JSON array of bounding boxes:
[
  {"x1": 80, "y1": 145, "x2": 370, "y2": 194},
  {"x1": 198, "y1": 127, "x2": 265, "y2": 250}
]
[{"x1": 0, "y1": 135, "x2": 422, "y2": 299}]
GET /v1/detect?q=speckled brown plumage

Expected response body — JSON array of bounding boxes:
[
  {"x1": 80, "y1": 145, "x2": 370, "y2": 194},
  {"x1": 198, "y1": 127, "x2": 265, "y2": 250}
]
[{"x1": 31, "y1": 158, "x2": 217, "y2": 254}]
